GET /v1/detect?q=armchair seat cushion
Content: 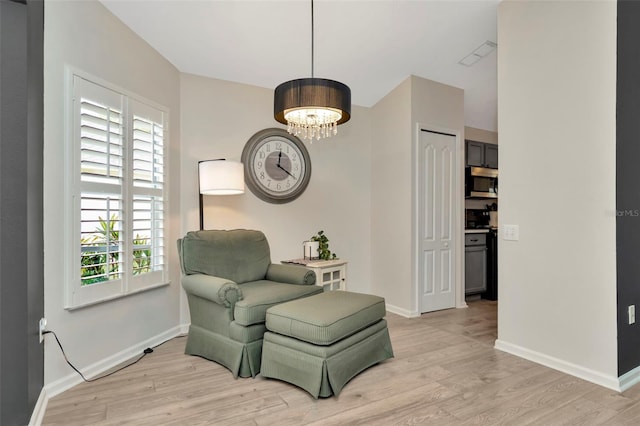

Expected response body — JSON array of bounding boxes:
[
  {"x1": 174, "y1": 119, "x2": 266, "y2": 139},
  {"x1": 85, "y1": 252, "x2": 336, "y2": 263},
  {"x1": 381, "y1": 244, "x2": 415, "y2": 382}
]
[{"x1": 234, "y1": 281, "x2": 323, "y2": 326}]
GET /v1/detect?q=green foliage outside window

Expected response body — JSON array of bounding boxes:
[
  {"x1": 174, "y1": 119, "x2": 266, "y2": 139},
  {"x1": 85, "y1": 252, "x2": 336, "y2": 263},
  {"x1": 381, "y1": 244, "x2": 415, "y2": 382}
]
[{"x1": 81, "y1": 215, "x2": 151, "y2": 285}]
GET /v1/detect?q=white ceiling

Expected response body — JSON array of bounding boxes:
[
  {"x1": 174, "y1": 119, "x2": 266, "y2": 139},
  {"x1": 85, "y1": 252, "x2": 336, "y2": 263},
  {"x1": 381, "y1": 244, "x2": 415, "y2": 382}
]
[{"x1": 100, "y1": 0, "x2": 499, "y2": 132}]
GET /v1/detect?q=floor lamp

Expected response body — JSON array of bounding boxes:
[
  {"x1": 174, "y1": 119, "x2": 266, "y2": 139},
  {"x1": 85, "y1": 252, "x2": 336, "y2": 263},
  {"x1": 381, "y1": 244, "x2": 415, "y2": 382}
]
[{"x1": 198, "y1": 159, "x2": 245, "y2": 230}]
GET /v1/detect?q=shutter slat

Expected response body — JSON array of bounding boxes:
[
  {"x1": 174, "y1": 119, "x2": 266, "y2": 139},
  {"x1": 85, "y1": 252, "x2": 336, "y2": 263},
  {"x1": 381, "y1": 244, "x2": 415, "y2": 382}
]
[{"x1": 132, "y1": 115, "x2": 163, "y2": 190}]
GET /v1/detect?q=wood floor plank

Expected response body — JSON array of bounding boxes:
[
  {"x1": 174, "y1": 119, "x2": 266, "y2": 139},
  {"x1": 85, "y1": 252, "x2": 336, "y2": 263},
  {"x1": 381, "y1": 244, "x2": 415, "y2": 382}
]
[
  {"x1": 42, "y1": 300, "x2": 640, "y2": 425},
  {"x1": 582, "y1": 386, "x2": 640, "y2": 413},
  {"x1": 438, "y1": 367, "x2": 564, "y2": 421},
  {"x1": 303, "y1": 381, "x2": 460, "y2": 426},
  {"x1": 459, "y1": 374, "x2": 594, "y2": 425},
  {"x1": 605, "y1": 399, "x2": 640, "y2": 425},
  {"x1": 530, "y1": 396, "x2": 620, "y2": 425}
]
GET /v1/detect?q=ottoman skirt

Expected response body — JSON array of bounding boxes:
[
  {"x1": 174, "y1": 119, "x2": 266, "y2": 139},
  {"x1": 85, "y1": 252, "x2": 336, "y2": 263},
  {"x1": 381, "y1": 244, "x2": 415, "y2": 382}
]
[
  {"x1": 261, "y1": 291, "x2": 395, "y2": 398},
  {"x1": 261, "y1": 318, "x2": 393, "y2": 398}
]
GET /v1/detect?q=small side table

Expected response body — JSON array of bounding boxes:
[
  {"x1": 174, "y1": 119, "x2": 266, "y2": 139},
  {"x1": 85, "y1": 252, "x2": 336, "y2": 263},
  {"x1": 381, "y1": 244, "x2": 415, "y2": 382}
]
[{"x1": 282, "y1": 259, "x2": 347, "y2": 292}]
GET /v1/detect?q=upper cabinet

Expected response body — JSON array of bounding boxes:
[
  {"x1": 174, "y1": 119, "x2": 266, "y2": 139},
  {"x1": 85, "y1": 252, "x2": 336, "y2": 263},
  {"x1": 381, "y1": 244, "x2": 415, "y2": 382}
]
[{"x1": 466, "y1": 140, "x2": 498, "y2": 169}]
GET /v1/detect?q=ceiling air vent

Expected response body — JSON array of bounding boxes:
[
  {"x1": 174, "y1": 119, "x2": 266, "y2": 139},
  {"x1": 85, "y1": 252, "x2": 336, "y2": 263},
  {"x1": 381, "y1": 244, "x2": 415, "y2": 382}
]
[{"x1": 458, "y1": 41, "x2": 497, "y2": 67}]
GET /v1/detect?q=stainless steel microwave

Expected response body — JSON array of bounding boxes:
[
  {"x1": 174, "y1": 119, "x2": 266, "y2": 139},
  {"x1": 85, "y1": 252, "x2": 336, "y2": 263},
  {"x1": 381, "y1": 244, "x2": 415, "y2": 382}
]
[{"x1": 465, "y1": 167, "x2": 498, "y2": 198}]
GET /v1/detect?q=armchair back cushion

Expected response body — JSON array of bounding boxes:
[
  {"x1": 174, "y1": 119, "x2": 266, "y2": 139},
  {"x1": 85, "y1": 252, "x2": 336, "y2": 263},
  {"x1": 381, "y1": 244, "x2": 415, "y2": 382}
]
[{"x1": 179, "y1": 229, "x2": 271, "y2": 284}]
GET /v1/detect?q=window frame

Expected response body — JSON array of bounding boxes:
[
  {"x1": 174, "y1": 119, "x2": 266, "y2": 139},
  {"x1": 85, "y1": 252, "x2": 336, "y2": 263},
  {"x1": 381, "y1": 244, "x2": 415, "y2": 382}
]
[{"x1": 64, "y1": 68, "x2": 170, "y2": 310}]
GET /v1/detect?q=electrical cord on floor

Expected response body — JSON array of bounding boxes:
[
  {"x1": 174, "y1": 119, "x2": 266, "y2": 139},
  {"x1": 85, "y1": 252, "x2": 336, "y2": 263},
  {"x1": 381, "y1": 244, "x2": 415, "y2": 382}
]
[{"x1": 42, "y1": 330, "x2": 185, "y2": 383}]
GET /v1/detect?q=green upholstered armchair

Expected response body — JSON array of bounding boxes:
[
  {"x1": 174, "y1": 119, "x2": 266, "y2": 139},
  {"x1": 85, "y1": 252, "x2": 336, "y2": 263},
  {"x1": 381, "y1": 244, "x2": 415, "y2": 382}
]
[{"x1": 177, "y1": 229, "x2": 322, "y2": 378}]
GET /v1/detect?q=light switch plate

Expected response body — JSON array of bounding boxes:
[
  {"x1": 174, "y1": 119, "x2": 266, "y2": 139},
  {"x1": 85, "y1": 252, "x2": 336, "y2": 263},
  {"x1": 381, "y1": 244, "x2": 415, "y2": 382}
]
[{"x1": 503, "y1": 224, "x2": 520, "y2": 241}]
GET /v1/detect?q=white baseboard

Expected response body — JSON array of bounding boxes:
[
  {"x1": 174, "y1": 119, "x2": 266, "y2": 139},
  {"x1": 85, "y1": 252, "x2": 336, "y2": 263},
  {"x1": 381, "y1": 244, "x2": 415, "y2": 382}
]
[
  {"x1": 494, "y1": 339, "x2": 621, "y2": 392},
  {"x1": 44, "y1": 325, "x2": 184, "y2": 399},
  {"x1": 28, "y1": 388, "x2": 48, "y2": 426},
  {"x1": 180, "y1": 322, "x2": 190, "y2": 334},
  {"x1": 618, "y1": 365, "x2": 640, "y2": 392},
  {"x1": 386, "y1": 304, "x2": 420, "y2": 318}
]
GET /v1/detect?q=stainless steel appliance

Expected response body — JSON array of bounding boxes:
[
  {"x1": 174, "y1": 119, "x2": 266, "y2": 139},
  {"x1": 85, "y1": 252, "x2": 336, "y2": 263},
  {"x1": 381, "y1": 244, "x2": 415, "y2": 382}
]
[
  {"x1": 465, "y1": 208, "x2": 491, "y2": 229},
  {"x1": 465, "y1": 166, "x2": 498, "y2": 199}
]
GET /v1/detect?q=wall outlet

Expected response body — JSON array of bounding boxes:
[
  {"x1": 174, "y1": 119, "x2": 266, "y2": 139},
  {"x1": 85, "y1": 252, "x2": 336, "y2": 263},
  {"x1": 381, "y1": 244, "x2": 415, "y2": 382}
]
[
  {"x1": 629, "y1": 305, "x2": 636, "y2": 325},
  {"x1": 39, "y1": 318, "x2": 47, "y2": 343},
  {"x1": 503, "y1": 224, "x2": 520, "y2": 241}
]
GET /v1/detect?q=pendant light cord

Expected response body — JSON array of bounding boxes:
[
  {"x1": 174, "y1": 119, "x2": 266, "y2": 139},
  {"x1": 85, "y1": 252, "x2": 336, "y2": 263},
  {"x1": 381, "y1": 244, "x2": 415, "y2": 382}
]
[{"x1": 311, "y1": 0, "x2": 314, "y2": 78}]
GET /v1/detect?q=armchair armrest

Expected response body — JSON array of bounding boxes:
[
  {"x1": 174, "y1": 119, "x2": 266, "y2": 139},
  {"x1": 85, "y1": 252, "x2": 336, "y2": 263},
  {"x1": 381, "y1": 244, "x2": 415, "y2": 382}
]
[
  {"x1": 266, "y1": 263, "x2": 316, "y2": 285},
  {"x1": 181, "y1": 274, "x2": 243, "y2": 308}
]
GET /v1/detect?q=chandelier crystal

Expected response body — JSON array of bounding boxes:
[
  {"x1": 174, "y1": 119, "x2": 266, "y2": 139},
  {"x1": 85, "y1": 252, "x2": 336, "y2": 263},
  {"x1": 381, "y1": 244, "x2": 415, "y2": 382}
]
[{"x1": 285, "y1": 107, "x2": 340, "y2": 141}]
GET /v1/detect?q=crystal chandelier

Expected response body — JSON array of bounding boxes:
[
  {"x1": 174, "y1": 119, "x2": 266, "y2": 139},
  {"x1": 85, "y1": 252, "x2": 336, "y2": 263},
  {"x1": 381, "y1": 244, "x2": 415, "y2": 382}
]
[{"x1": 274, "y1": 0, "x2": 351, "y2": 142}]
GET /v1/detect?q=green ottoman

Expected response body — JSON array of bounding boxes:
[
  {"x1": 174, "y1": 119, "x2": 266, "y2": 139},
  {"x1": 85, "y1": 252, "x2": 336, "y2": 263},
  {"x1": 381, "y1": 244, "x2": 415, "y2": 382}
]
[{"x1": 260, "y1": 291, "x2": 394, "y2": 398}]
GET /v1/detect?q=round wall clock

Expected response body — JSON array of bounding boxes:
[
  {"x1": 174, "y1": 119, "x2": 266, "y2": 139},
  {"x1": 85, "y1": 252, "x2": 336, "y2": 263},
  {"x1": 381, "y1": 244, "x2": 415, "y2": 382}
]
[{"x1": 241, "y1": 128, "x2": 312, "y2": 204}]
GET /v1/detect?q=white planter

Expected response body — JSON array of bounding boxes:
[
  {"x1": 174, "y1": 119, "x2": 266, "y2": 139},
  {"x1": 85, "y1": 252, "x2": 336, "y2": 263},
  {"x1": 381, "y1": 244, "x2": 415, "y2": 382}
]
[{"x1": 303, "y1": 240, "x2": 320, "y2": 259}]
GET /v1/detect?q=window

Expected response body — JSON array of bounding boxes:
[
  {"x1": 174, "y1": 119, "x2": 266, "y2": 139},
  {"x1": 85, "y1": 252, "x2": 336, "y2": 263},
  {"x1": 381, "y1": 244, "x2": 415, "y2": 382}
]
[{"x1": 67, "y1": 73, "x2": 168, "y2": 308}]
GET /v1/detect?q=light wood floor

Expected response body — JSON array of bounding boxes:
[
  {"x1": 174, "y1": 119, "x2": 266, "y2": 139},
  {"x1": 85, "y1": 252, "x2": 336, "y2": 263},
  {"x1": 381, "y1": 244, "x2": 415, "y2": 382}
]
[{"x1": 43, "y1": 300, "x2": 640, "y2": 425}]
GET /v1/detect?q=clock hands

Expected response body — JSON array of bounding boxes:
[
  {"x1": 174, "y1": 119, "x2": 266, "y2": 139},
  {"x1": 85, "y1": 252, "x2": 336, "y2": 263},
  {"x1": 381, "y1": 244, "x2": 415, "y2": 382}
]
[
  {"x1": 277, "y1": 163, "x2": 296, "y2": 179},
  {"x1": 275, "y1": 149, "x2": 296, "y2": 179}
]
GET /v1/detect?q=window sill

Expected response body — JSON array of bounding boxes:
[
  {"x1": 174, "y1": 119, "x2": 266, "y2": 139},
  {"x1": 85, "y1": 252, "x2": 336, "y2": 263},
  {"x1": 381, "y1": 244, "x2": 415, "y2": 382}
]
[{"x1": 65, "y1": 281, "x2": 171, "y2": 311}]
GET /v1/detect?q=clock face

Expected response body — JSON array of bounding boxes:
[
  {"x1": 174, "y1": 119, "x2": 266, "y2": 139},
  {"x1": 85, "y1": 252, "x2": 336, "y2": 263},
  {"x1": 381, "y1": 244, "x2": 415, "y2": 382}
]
[{"x1": 241, "y1": 128, "x2": 311, "y2": 203}]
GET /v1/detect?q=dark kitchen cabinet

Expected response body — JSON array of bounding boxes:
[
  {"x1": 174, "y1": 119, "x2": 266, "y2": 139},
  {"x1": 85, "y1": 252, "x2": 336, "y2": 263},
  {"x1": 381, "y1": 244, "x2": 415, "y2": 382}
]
[
  {"x1": 465, "y1": 233, "x2": 487, "y2": 295},
  {"x1": 466, "y1": 141, "x2": 485, "y2": 167},
  {"x1": 466, "y1": 140, "x2": 498, "y2": 169},
  {"x1": 484, "y1": 144, "x2": 498, "y2": 169}
]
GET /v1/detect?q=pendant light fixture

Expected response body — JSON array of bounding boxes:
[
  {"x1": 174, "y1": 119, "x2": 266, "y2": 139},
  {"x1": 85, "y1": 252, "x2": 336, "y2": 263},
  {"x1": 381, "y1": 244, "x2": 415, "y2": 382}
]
[{"x1": 274, "y1": 0, "x2": 351, "y2": 142}]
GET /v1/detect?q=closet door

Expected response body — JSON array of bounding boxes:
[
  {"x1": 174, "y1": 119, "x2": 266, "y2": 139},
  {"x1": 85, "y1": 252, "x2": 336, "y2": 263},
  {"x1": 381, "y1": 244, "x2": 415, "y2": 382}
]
[{"x1": 419, "y1": 130, "x2": 457, "y2": 313}]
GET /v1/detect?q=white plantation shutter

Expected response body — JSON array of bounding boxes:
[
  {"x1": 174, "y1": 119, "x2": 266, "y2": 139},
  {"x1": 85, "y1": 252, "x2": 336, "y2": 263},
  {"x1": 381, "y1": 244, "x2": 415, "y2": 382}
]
[
  {"x1": 129, "y1": 100, "x2": 166, "y2": 290},
  {"x1": 68, "y1": 74, "x2": 168, "y2": 308}
]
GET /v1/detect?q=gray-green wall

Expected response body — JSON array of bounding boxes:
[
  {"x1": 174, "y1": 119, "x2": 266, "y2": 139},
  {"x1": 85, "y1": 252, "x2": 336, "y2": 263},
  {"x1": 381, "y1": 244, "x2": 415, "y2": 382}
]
[
  {"x1": 0, "y1": 0, "x2": 44, "y2": 424},
  {"x1": 617, "y1": 0, "x2": 640, "y2": 377}
]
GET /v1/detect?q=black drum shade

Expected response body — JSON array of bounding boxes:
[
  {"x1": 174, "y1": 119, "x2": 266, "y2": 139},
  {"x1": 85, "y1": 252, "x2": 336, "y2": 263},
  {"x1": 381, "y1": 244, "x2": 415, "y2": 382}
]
[
  {"x1": 274, "y1": 78, "x2": 351, "y2": 126},
  {"x1": 273, "y1": 0, "x2": 352, "y2": 141}
]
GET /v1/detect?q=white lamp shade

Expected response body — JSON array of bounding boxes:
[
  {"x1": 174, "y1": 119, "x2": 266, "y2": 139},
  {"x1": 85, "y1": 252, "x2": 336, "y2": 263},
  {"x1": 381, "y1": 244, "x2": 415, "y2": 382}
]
[{"x1": 199, "y1": 160, "x2": 244, "y2": 195}]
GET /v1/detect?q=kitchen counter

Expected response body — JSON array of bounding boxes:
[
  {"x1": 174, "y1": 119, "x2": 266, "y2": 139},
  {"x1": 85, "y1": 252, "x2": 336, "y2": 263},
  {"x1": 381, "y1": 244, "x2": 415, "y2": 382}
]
[{"x1": 465, "y1": 228, "x2": 490, "y2": 234}]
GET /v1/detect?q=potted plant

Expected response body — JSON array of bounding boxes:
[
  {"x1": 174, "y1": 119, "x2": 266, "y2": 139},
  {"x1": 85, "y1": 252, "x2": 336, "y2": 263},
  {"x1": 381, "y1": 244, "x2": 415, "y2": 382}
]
[{"x1": 310, "y1": 230, "x2": 338, "y2": 260}]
